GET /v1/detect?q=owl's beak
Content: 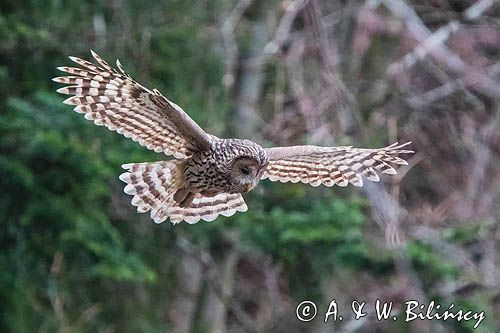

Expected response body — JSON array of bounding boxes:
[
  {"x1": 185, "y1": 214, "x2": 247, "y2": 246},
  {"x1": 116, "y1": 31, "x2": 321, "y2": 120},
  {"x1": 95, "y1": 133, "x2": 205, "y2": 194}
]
[
  {"x1": 243, "y1": 181, "x2": 254, "y2": 192},
  {"x1": 243, "y1": 182, "x2": 253, "y2": 192}
]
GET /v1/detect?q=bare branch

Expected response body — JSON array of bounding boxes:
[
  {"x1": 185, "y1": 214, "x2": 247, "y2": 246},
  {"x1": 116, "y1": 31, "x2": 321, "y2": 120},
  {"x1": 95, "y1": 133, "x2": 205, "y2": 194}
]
[
  {"x1": 221, "y1": 0, "x2": 254, "y2": 89},
  {"x1": 383, "y1": 0, "x2": 500, "y2": 97},
  {"x1": 176, "y1": 236, "x2": 258, "y2": 333},
  {"x1": 387, "y1": 20, "x2": 461, "y2": 75},
  {"x1": 464, "y1": 0, "x2": 498, "y2": 21},
  {"x1": 264, "y1": 0, "x2": 309, "y2": 56}
]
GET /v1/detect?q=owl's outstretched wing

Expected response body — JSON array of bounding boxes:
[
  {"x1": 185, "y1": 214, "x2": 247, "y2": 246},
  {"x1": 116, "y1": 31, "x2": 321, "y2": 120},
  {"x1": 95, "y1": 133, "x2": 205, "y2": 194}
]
[
  {"x1": 53, "y1": 50, "x2": 213, "y2": 159},
  {"x1": 262, "y1": 142, "x2": 413, "y2": 187}
]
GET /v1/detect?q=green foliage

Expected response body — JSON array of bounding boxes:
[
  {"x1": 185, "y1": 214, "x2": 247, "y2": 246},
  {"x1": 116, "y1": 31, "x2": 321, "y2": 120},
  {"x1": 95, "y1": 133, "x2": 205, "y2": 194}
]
[
  {"x1": 406, "y1": 241, "x2": 459, "y2": 283},
  {"x1": 0, "y1": 0, "x2": 232, "y2": 330},
  {"x1": 235, "y1": 195, "x2": 368, "y2": 298},
  {"x1": 247, "y1": 197, "x2": 365, "y2": 255},
  {"x1": 0, "y1": 92, "x2": 158, "y2": 331}
]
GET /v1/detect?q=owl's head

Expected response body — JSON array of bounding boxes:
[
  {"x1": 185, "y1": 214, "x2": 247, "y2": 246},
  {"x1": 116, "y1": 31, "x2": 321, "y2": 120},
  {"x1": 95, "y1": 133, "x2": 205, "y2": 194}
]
[{"x1": 229, "y1": 156, "x2": 265, "y2": 193}]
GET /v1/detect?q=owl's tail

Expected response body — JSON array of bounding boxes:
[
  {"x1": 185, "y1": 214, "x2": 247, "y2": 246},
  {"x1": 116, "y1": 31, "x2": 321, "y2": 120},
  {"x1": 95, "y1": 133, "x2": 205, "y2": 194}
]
[{"x1": 119, "y1": 161, "x2": 248, "y2": 224}]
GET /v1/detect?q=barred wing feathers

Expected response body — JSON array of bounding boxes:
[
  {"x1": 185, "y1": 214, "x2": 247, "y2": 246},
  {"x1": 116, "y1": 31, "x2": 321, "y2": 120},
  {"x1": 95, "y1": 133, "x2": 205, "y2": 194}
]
[
  {"x1": 262, "y1": 142, "x2": 413, "y2": 187},
  {"x1": 119, "y1": 162, "x2": 247, "y2": 224},
  {"x1": 53, "y1": 50, "x2": 212, "y2": 159},
  {"x1": 169, "y1": 193, "x2": 248, "y2": 224}
]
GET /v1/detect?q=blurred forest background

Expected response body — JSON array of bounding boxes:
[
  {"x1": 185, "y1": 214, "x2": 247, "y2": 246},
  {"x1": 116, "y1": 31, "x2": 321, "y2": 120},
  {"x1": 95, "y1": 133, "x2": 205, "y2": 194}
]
[{"x1": 1, "y1": 0, "x2": 500, "y2": 332}]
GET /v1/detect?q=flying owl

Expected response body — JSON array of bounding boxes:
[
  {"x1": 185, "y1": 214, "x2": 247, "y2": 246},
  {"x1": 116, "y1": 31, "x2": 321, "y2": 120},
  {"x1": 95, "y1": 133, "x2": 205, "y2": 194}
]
[{"x1": 53, "y1": 51, "x2": 413, "y2": 224}]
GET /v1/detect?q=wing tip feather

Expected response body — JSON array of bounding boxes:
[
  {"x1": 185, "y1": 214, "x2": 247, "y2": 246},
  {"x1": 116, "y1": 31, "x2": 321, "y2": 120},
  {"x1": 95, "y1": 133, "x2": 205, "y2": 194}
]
[
  {"x1": 62, "y1": 96, "x2": 78, "y2": 105},
  {"x1": 118, "y1": 172, "x2": 130, "y2": 183}
]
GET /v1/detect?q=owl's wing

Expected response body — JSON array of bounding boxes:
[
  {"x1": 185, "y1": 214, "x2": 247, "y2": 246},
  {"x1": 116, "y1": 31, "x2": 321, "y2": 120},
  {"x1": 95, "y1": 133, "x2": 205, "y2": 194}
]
[
  {"x1": 261, "y1": 142, "x2": 413, "y2": 187},
  {"x1": 53, "y1": 50, "x2": 213, "y2": 159},
  {"x1": 119, "y1": 161, "x2": 248, "y2": 224},
  {"x1": 168, "y1": 193, "x2": 248, "y2": 224}
]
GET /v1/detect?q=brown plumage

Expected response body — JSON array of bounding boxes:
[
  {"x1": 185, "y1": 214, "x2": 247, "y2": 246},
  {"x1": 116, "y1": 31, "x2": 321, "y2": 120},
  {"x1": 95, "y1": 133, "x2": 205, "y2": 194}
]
[{"x1": 54, "y1": 51, "x2": 414, "y2": 224}]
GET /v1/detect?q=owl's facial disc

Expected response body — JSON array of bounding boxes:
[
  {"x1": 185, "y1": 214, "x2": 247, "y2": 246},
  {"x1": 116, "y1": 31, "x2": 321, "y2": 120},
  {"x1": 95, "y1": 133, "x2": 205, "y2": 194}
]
[{"x1": 230, "y1": 157, "x2": 261, "y2": 192}]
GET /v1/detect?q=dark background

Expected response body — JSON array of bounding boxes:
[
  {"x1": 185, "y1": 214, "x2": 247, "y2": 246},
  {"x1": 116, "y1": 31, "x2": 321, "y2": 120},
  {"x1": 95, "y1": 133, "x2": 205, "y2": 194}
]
[{"x1": 1, "y1": 0, "x2": 499, "y2": 332}]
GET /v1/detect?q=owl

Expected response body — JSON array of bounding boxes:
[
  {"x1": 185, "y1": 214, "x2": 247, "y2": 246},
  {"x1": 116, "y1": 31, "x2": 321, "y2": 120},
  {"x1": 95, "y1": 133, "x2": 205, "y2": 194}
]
[{"x1": 53, "y1": 51, "x2": 413, "y2": 224}]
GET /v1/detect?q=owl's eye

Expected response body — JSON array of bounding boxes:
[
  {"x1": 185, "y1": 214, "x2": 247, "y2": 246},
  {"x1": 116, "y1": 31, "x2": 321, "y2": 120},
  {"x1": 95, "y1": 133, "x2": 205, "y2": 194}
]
[{"x1": 240, "y1": 167, "x2": 250, "y2": 175}]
